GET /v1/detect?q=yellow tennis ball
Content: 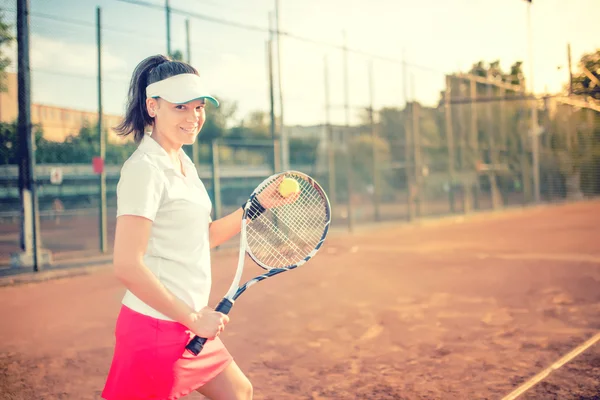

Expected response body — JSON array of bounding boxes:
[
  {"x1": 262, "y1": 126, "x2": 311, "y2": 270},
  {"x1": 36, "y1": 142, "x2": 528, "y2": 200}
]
[{"x1": 279, "y1": 177, "x2": 300, "y2": 198}]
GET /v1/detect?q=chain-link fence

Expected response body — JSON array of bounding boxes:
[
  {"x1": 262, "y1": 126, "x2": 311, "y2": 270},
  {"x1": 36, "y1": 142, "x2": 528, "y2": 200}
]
[{"x1": 1, "y1": 1, "x2": 599, "y2": 266}]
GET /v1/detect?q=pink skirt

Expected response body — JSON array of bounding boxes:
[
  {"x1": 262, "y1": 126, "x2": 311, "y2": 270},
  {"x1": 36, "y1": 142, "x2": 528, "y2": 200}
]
[{"x1": 102, "y1": 305, "x2": 233, "y2": 400}]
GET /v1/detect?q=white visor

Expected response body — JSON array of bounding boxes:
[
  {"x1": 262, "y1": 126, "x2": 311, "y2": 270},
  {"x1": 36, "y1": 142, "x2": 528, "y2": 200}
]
[{"x1": 146, "y1": 73, "x2": 219, "y2": 107}]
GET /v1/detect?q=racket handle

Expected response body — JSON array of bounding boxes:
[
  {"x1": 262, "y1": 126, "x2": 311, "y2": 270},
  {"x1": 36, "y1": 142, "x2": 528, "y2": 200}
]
[{"x1": 185, "y1": 298, "x2": 234, "y2": 356}]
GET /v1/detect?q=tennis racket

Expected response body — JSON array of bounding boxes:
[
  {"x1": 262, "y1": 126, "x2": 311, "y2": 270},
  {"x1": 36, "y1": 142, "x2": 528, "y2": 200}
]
[{"x1": 186, "y1": 170, "x2": 331, "y2": 355}]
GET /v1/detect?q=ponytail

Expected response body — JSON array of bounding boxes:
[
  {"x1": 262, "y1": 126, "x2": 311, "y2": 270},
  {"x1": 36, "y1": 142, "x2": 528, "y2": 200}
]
[{"x1": 114, "y1": 54, "x2": 199, "y2": 143}]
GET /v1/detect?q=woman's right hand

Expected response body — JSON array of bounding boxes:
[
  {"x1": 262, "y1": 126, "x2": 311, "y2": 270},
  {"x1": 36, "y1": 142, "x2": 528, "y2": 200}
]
[{"x1": 185, "y1": 306, "x2": 230, "y2": 339}]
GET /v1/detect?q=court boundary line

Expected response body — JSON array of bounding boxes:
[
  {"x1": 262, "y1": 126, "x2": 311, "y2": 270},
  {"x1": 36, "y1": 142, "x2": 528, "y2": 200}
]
[
  {"x1": 349, "y1": 245, "x2": 600, "y2": 264},
  {"x1": 500, "y1": 331, "x2": 600, "y2": 400}
]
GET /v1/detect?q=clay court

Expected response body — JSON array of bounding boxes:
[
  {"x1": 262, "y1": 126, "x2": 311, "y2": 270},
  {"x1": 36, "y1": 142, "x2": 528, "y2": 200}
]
[{"x1": 1, "y1": 200, "x2": 600, "y2": 399}]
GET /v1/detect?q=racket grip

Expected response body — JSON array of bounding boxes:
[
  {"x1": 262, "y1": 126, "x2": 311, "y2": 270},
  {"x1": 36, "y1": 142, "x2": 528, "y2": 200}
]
[
  {"x1": 214, "y1": 298, "x2": 234, "y2": 314},
  {"x1": 185, "y1": 298, "x2": 234, "y2": 356},
  {"x1": 186, "y1": 336, "x2": 208, "y2": 356}
]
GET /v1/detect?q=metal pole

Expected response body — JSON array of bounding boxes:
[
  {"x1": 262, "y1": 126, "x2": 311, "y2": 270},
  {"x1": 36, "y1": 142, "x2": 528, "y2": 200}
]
[
  {"x1": 165, "y1": 0, "x2": 171, "y2": 56},
  {"x1": 97, "y1": 7, "x2": 107, "y2": 253},
  {"x1": 567, "y1": 43, "x2": 573, "y2": 96},
  {"x1": 526, "y1": 1, "x2": 540, "y2": 202},
  {"x1": 274, "y1": 0, "x2": 287, "y2": 170},
  {"x1": 403, "y1": 49, "x2": 414, "y2": 221},
  {"x1": 324, "y1": 55, "x2": 336, "y2": 205},
  {"x1": 402, "y1": 49, "x2": 408, "y2": 106},
  {"x1": 267, "y1": 39, "x2": 281, "y2": 173},
  {"x1": 17, "y1": 0, "x2": 39, "y2": 271},
  {"x1": 500, "y1": 86, "x2": 508, "y2": 204},
  {"x1": 268, "y1": 13, "x2": 279, "y2": 173},
  {"x1": 211, "y1": 139, "x2": 222, "y2": 221},
  {"x1": 412, "y1": 84, "x2": 421, "y2": 217},
  {"x1": 458, "y1": 78, "x2": 473, "y2": 213},
  {"x1": 469, "y1": 77, "x2": 480, "y2": 209},
  {"x1": 444, "y1": 75, "x2": 456, "y2": 213},
  {"x1": 185, "y1": 19, "x2": 191, "y2": 63},
  {"x1": 187, "y1": 19, "x2": 199, "y2": 166},
  {"x1": 369, "y1": 60, "x2": 380, "y2": 221},
  {"x1": 343, "y1": 31, "x2": 354, "y2": 232},
  {"x1": 486, "y1": 75, "x2": 501, "y2": 209}
]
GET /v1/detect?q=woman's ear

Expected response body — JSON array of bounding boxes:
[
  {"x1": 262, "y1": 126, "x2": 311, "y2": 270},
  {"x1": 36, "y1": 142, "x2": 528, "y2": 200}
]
[{"x1": 146, "y1": 97, "x2": 158, "y2": 117}]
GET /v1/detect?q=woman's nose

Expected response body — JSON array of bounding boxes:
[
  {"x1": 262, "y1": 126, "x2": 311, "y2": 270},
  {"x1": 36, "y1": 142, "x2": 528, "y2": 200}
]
[{"x1": 186, "y1": 110, "x2": 199, "y2": 122}]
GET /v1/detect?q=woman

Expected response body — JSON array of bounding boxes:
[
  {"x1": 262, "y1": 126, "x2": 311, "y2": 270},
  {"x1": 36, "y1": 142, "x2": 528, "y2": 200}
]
[{"x1": 102, "y1": 54, "x2": 253, "y2": 400}]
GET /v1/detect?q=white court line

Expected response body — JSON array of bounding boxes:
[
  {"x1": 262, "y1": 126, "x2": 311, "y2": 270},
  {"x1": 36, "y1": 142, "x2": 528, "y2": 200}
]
[
  {"x1": 350, "y1": 246, "x2": 600, "y2": 264},
  {"x1": 500, "y1": 331, "x2": 600, "y2": 400},
  {"x1": 476, "y1": 253, "x2": 600, "y2": 264}
]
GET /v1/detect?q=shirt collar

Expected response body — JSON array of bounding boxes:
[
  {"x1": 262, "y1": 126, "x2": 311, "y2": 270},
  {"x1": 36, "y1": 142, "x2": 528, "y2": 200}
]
[{"x1": 138, "y1": 134, "x2": 193, "y2": 173}]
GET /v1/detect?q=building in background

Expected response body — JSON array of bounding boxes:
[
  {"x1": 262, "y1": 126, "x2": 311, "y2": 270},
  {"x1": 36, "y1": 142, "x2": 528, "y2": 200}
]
[{"x1": 0, "y1": 72, "x2": 123, "y2": 142}]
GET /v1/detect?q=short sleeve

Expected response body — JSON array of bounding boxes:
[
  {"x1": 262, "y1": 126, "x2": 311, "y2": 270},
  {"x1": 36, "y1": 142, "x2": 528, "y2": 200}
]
[{"x1": 116, "y1": 159, "x2": 164, "y2": 221}]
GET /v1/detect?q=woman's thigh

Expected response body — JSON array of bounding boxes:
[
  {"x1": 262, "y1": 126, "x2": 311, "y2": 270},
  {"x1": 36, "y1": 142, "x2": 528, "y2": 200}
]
[{"x1": 196, "y1": 360, "x2": 252, "y2": 400}]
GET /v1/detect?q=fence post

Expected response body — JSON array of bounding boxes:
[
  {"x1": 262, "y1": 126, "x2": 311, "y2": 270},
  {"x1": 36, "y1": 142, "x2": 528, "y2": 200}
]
[
  {"x1": 267, "y1": 18, "x2": 280, "y2": 173},
  {"x1": 458, "y1": 77, "x2": 473, "y2": 213},
  {"x1": 368, "y1": 60, "x2": 380, "y2": 221},
  {"x1": 500, "y1": 87, "x2": 508, "y2": 205},
  {"x1": 97, "y1": 6, "x2": 107, "y2": 253},
  {"x1": 444, "y1": 75, "x2": 456, "y2": 213},
  {"x1": 16, "y1": 0, "x2": 42, "y2": 271},
  {"x1": 324, "y1": 56, "x2": 336, "y2": 205},
  {"x1": 486, "y1": 76, "x2": 502, "y2": 210},
  {"x1": 404, "y1": 103, "x2": 415, "y2": 221},
  {"x1": 345, "y1": 137, "x2": 354, "y2": 233},
  {"x1": 210, "y1": 139, "x2": 222, "y2": 221},
  {"x1": 343, "y1": 32, "x2": 353, "y2": 233},
  {"x1": 412, "y1": 101, "x2": 422, "y2": 217},
  {"x1": 469, "y1": 77, "x2": 480, "y2": 209}
]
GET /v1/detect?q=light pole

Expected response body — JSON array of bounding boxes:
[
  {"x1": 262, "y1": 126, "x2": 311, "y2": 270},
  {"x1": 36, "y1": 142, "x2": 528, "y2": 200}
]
[
  {"x1": 165, "y1": 0, "x2": 171, "y2": 56},
  {"x1": 525, "y1": 0, "x2": 541, "y2": 203}
]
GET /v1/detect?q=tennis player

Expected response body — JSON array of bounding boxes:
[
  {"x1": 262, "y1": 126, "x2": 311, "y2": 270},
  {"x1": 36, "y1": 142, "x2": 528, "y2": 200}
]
[{"x1": 102, "y1": 55, "x2": 254, "y2": 400}]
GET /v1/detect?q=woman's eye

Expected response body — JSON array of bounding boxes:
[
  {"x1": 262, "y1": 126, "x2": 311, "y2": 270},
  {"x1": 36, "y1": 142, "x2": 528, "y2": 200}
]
[{"x1": 175, "y1": 105, "x2": 185, "y2": 110}]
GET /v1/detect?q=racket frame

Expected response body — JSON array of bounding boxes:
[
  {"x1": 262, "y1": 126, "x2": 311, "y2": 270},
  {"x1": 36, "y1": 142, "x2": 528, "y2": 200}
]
[{"x1": 185, "y1": 171, "x2": 330, "y2": 355}]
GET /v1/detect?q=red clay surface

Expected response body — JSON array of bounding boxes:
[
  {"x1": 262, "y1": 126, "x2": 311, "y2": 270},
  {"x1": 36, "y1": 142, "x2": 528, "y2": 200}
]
[{"x1": 1, "y1": 200, "x2": 600, "y2": 399}]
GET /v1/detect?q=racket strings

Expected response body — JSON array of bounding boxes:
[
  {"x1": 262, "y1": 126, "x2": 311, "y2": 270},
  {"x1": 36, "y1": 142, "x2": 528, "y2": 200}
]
[
  {"x1": 248, "y1": 212, "x2": 318, "y2": 268},
  {"x1": 246, "y1": 230, "x2": 300, "y2": 268},
  {"x1": 275, "y1": 204, "x2": 325, "y2": 247},
  {"x1": 251, "y1": 205, "x2": 322, "y2": 266},
  {"x1": 248, "y1": 216, "x2": 305, "y2": 264},
  {"x1": 247, "y1": 177, "x2": 328, "y2": 269}
]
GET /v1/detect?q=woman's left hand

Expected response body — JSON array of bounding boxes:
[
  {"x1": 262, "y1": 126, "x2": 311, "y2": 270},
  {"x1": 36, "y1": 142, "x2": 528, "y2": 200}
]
[{"x1": 256, "y1": 177, "x2": 300, "y2": 209}]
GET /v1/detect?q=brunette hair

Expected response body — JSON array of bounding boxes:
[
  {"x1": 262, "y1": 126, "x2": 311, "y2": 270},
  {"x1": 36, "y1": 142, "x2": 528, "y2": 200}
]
[{"x1": 114, "y1": 54, "x2": 198, "y2": 143}]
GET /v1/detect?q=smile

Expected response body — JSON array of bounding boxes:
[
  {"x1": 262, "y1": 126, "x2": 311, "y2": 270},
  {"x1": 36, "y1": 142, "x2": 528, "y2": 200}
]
[{"x1": 180, "y1": 127, "x2": 197, "y2": 134}]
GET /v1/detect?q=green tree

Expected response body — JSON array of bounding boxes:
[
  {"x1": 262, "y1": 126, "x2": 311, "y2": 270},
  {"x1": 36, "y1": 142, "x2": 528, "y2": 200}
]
[
  {"x1": 226, "y1": 110, "x2": 270, "y2": 140},
  {"x1": 348, "y1": 134, "x2": 392, "y2": 196},
  {"x1": 0, "y1": 11, "x2": 14, "y2": 92},
  {"x1": 200, "y1": 99, "x2": 238, "y2": 141},
  {"x1": 0, "y1": 121, "x2": 45, "y2": 164},
  {"x1": 571, "y1": 49, "x2": 600, "y2": 100},
  {"x1": 244, "y1": 111, "x2": 271, "y2": 139},
  {"x1": 468, "y1": 60, "x2": 524, "y2": 86},
  {"x1": 32, "y1": 121, "x2": 137, "y2": 165},
  {"x1": 289, "y1": 137, "x2": 320, "y2": 166},
  {"x1": 170, "y1": 50, "x2": 184, "y2": 61},
  {"x1": 377, "y1": 107, "x2": 405, "y2": 143},
  {"x1": 507, "y1": 61, "x2": 525, "y2": 86}
]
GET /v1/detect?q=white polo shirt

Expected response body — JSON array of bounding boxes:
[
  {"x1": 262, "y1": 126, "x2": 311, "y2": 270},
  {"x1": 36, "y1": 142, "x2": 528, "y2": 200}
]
[{"x1": 116, "y1": 134, "x2": 213, "y2": 321}]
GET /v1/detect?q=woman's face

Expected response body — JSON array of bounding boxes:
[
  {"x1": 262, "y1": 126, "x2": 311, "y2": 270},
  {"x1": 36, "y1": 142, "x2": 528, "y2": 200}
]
[{"x1": 146, "y1": 96, "x2": 206, "y2": 147}]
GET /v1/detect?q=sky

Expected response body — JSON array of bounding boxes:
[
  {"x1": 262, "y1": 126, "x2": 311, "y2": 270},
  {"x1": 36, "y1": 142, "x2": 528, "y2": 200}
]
[{"x1": 1, "y1": 0, "x2": 599, "y2": 127}]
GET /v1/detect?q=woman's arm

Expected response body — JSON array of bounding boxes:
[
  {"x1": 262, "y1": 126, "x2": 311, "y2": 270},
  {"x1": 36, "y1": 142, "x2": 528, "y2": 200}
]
[
  {"x1": 208, "y1": 182, "x2": 296, "y2": 248},
  {"x1": 113, "y1": 215, "x2": 228, "y2": 338},
  {"x1": 208, "y1": 207, "x2": 244, "y2": 248}
]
